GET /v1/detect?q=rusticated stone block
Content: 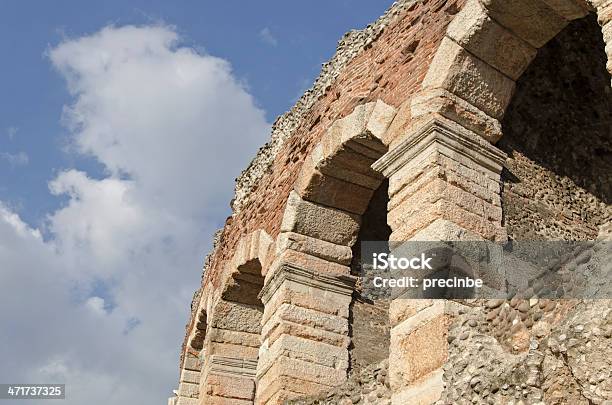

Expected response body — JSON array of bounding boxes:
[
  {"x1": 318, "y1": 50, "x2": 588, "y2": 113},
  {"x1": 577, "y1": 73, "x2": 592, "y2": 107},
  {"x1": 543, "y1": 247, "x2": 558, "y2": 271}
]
[
  {"x1": 422, "y1": 37, "x2": 516, "y2": 119},
  {"x1": 447, "y1": 0, "x2": 538, "y2": 80},
  {"x1": 209, "y1": 300, "x2": 263, "y2": 334},
  {"x1": 280, "y1": 191, "x2": 361, "y2": 246}
]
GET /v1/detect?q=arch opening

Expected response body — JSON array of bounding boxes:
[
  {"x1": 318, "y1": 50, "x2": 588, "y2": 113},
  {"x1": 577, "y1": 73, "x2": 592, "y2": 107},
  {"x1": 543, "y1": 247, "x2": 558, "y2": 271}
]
[{"x1": 500, "y1": 14, "x2": 612, "y2": 240}]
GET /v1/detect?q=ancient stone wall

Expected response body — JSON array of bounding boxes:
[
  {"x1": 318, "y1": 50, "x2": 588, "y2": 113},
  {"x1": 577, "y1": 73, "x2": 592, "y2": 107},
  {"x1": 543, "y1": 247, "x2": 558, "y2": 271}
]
[{"x1": 170, "y1": 0, "x2": 612, "y2": 404}]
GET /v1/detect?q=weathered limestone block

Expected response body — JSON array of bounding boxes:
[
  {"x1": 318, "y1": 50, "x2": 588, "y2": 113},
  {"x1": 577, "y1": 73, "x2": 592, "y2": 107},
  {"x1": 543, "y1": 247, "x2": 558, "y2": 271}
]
[
  {"x1": 480, "y1": 0, "x2": 570, "y2": 47},
  {"x1": 410, "y1": 88, "x2": 503, "y2": 143},
  {"x1": 389, "y1": 302, "x2": 450, "y2": 402},
  {"x1": 200, "y1": 356, "x2": 258, "y2": 404},
  {"x1": 276, "y1": 232, "x2": 353, "y2": 265},
  {"x1": 280, "y1": 191, "x2": 361, "y2": 246},
  {"x1": 422, "y1": 38, "x2": 516, "y2": 119},
  {"x1": 231, "y1": 230, "x2": 274, "y2": 272},
  {"x1": 180, "y1": 369, "x2": 200, "y2": 384},
  {"x1": 447, "y1": 0, "x2": 538, "y2": 80},
  {"x1": 177, "y1": 381, "x2": 199, "y2": 398},
  {"x1": 204, "y1": 373, "x2": 255, "y2": 400},
  {"x1": 209, "y1": 300, "x2": 263, "y2": 335},
  {"x1": 257, "y1": 334, "x2": 349, "y2": 375},
  {"x1": 256, "y1": 264, "x2": 355, "y2": 404},
  {"x1": 207, "y1": 328, "x2": 261, "y2": 349},
  {"x1": 183, "y1": 352, "x2": 203, "y2": 372},
  {"x1": 266, "y1": 248, "x2": 350, "y2": 281},
  {"x1": 176, "y1": 397, "x2": 197, "y2": 405}
]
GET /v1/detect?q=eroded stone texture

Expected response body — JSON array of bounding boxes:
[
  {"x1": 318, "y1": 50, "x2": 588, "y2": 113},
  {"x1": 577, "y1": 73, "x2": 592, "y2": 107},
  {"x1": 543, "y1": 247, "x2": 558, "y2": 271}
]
[{"x1": 438, "y1": 299, "x2": 612, "y2": 404}]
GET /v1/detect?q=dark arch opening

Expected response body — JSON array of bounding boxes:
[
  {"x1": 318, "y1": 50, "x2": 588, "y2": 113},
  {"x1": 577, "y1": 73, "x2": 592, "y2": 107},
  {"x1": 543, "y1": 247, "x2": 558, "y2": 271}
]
[
  {"x1": 348, "y1": 180, "x2": 392, "y2": 373},
  {"x1": 500, "y1": 14, "x2": 612, "y2": 241}
]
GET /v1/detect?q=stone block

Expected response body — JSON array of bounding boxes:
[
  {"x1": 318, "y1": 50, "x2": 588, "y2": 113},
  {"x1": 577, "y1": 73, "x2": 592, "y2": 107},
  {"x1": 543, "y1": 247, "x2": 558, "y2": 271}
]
[
  {"x1": 207, "y1": 328, "x2": 261, "y2": 348},
  {"x1": 280, "y1": 191, "x2": 361, "y2": 246},
  {"x1": 294, "y1": 164, "x2": 376, "y2": 215},
  {"x1": 206, "y1": 341, "x2": 260, "y2": 360},
  {"x1": 447, "y1": 0, "x2": 538, "y2": 80},
  {"x1": 177, "y1": 381, "x2": 199, "y2": 398},
  {"x1": 261, "y1": 302, "x2": 349, "y2": 338},
  {"x1": 261, "y1": 314, "x2": 350, "y2": 348},
  {"x1": 331, "y1": 100, "x2": 397, "y2": 144},
  {"x1": 204, "y1": 373, "x2": 255, "y2": 400},
  {"x1": 481, "y1": 0, "x2": 569, "y2": 47},
  {"x1": 409, "y1": 88, "x2": 503, "y2": 143},
  {"x1": 389, "y1": 313, "x2": 450, "y2": 389},
  {"x1": 258, "y1": 356, "x2": 345, "y2": 389},
  {"x1": 391, "y1": 369, "x2": 444, "y2": 405},
  {"x1": 390, "y1": 198, "x2": 506, "y2": 242},
  {"x1": 258, "y1": 333, "x2": 349, "y2": 373},
  {"x1": 423, "y1": 37, "x2": 516, "y2": 119},
  {"x1": 183, "y1": 353, "x2": 203, "y2": 372},
  {"x1": 389, "y1": 299, "x2": 434, "y2": 327},
  {"x1": 265, "y1": 249, "x2": 351, "y2": 283},
  {"x1": 180, "y1": 369, "x2": 201, "y2": 384},
  {"x1": 175, "y1": 397, "x2": 198, "y2": 405},
  {"x1": 276, "y1": 232, "x2": 353, "y2": 265},
  {"x1": 255, "y1": 376, "x2": 331, "y2": 404},
  {"x1": 408, "y1": 218, "x2": 485, "y2": 242},
  {"x1": 387, "y1": 178, "x2": 503, "y2": 231},
  {"x1": 209, "y1": 300, "x2": 263, "y2": 334}
]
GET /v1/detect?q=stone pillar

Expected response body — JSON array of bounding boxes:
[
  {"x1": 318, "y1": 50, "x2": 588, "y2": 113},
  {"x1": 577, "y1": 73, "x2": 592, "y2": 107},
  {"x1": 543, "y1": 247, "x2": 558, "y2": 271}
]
[
  {"x1": 175, "y1": 351, "x2": 202, "y2": 405},
  {"x1": 372, "y1": 115, "x2": 507, "y2": 404},
  {"x1": 255, "y1": 263, "x2": 355, "y2": 405},
  {"x1": 199, "y1": 300, "x2": 262, "y2": 404}
]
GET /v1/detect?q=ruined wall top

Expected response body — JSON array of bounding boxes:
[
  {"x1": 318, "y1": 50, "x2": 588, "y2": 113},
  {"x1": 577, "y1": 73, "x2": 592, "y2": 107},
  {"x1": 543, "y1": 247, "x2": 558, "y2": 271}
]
[{"x1": 231, "y1": 0, "x2": 417, "y2": 213}]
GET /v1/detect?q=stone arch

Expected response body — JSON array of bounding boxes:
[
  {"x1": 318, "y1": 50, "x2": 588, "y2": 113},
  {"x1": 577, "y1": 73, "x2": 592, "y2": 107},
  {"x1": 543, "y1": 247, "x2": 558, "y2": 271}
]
[
  {"x1": 255, "y1": 100, "x2": 397, "y2": 404},
  {"x1": 171, "y1": 308, "x2": 207, "y2": 405},
  {"x1": 411, "y1": 0, "x2": 611, "y2": 144},
  {"x1": 197, "y1": 230, "x2": 273, "y2": 405}
]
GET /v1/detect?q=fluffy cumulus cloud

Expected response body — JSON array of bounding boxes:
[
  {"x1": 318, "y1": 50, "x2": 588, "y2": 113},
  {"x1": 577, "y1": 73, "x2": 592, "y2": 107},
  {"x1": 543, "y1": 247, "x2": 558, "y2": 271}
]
[{"x1": 0, "y1": 25, "x2": 269, "y2": 404}]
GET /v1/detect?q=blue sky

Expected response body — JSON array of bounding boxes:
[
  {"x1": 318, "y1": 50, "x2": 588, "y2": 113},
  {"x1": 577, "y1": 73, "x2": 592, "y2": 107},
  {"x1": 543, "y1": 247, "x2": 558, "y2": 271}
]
[
  {"x1": 0, "y1": 1, "x2": 393, "y2": 404},
  {"x1": 0, "y1": 0, "x2": 392, "y2": 228}
]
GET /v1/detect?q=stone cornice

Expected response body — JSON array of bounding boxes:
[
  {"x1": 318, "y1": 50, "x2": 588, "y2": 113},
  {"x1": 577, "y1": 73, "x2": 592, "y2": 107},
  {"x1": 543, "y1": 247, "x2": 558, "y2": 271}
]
[
  {"x1": 259, "y1": 263, "x2": 356, "y2": 304},
  {"x1": 371, "y1": 115, "x2": 507, "y2": 177}
]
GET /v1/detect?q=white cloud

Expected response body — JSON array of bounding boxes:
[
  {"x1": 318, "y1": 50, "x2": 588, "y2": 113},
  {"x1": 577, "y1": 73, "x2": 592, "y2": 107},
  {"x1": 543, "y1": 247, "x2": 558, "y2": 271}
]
[
  {"x1": 259, "y1": 27, "x2": 278, "y2": 47},
  {"x1": 0, "y1": 24, "x2": 269, "y2": 405},
  {"x1": 7, "y1": 126, "x2": 18, "y2": 139},
  {"x1": 1, "y1": 151, "x2": 29, "y2": 167}
]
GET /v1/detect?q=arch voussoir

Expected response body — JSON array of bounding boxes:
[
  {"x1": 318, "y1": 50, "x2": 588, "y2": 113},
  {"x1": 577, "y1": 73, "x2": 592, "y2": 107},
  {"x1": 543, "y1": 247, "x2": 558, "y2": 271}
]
[{"x1": 294, "y1": 100, "x2": 396, "y2": 215}]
